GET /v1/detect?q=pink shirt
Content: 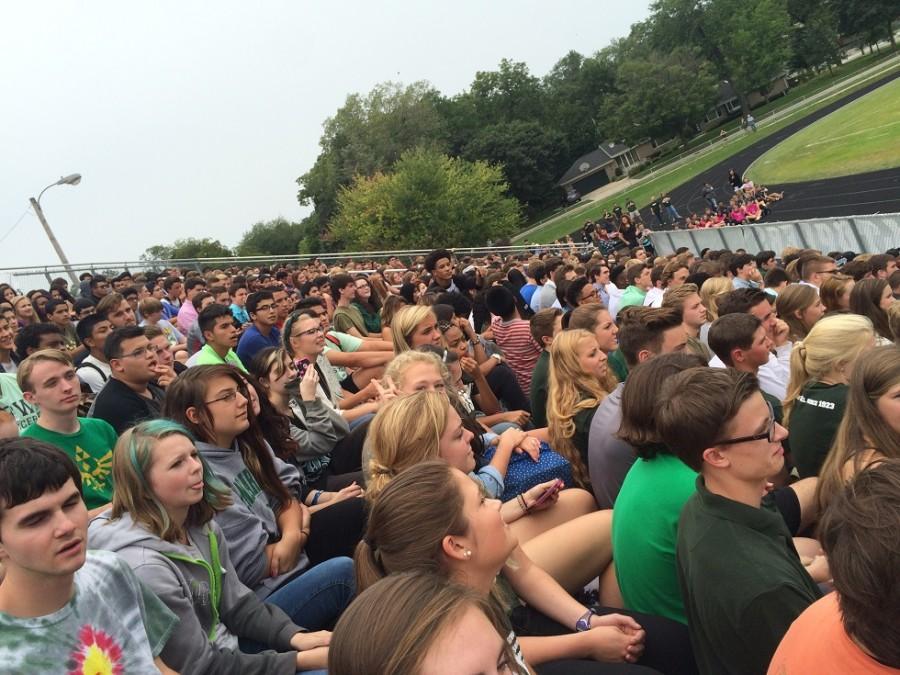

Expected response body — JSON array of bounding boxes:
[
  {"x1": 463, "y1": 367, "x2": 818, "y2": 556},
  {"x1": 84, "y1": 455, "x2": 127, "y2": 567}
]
[{"x1": 490, "y1": 316, "x2": 542, "y2": 393}]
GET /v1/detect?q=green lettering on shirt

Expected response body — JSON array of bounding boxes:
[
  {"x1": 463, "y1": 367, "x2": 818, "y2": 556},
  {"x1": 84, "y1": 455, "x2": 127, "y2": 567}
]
[{"x1": 232, "y1": 469, "x2": 262, "y2": 508}]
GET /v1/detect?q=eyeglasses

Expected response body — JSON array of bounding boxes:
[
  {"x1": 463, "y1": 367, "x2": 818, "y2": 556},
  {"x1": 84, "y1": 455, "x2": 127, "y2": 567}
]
[
  {"x1": 291, "y1": 326, "x2": 324, "y2": 339},
  {"x1": 580, "y1": 288, "x2": 599, "y2": 301},
  {"x1": 119, "y1": 345, "x2": 155, "y2": 359},
  {"x1": 819, "y1": 269, "x2": 838, "y2": 275},
  {"x1": 255, "y1": 303, "x2": 276, "y2": 312},
  {"x1": 205, "y1": 389, "x2": 241, "y2": 405},
  {"x1": 714, "y1": 401, "x2": 777, "y2": 446}
]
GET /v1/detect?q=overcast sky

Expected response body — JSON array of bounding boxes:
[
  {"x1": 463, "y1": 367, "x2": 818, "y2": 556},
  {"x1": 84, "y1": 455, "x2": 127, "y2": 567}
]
[{"x1": 1, "y1": 1, "x2": 650, "y2": 274}]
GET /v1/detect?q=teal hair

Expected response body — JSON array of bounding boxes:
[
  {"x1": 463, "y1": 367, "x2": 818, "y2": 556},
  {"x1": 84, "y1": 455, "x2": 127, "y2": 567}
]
[{"x1": 127, "y1": 419, "x2": 230, "y2": 511}]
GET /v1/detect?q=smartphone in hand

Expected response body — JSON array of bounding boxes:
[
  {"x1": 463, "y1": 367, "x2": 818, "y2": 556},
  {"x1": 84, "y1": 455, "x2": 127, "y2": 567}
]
[{"x1": 531, "y1": 479, "x2": 564, "y2": 509}]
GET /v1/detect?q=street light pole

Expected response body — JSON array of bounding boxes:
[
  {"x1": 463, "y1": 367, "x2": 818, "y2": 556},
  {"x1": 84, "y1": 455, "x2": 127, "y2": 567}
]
[{"x1": 30, "y1": 174, "x2": 81, "y2": 287}]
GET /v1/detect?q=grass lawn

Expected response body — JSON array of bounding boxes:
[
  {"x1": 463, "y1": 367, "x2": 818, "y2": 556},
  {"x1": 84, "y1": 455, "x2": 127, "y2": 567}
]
[
  {"x1": 520, "y1": 56, "x2": 900, "y2": 244},
  {"x1": 746, "y1": 78, "x2": 900, "y2": 183}
]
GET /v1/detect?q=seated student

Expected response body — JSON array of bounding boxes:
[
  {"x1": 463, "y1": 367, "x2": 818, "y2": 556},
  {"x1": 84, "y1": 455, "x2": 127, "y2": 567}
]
[
  {"x1": 357, "y1": 461, "x2": 697, "y2": 675},
  {"x1": 0, "y1": 314, "x2": 18, "y2": 374},
  {"x1": 236, "y1": 291, "x2": 282, "y2": 368},
  {"x1": 713, "y1": 288, "x2": 792, "y2": 400},
  {"x1": 657, "y1": 369, "x2": 823, "y2": 675},
  {"x1": 784, "y1": 314, "x2": 875, "y2": 478},
  {"x1": 815, "y1": 345, "x2": 900, "y2": 511},
  {"x1": 139, "y1": 296, "x2": 186, "y2": 349},
  {"x1": 485, "y1": 286, "x2": 543, "y2": 395},
  {"x1": 330, "y1": 274, "x2": 368, "y2": 337},
  {"x1": 661, "y1": 283, "x2": 710, "y2": 360},
  {"x1": 819, "y1": 273, "x2": 854, "y2": 315},
  {"x1": 14, "y1": 322, "x2": 66, "y2": 359},
  {"x1": 75, "y1": 314, "x2": 113, "y2": 393},
  {"x1": 163, "y1": 365, "x2": 357, "y2": 615},
  {"x1": 18, "y1": 351, "x2": 117, "y2": 516},
  {"x1": 612, "y1": 353, "x2": 708, "y2": 625},
  {"x1": 229, "y1": 281, "x2": 251, "y2": 326},
  {"x1": 769, "y1": 460, "x2": 900, "y2": 674},
  {"x1": 182, "y1": 291, "x2": 215, "y2": 355},
  {"x1": 191, "y1": 303, "x2": 245, "y2": 370},
  {"x1": 775, "y1": 284, "x2": 825, "y2": 342},
  {"x1": 45, "y1": 299, "x2": 78, "y2": 352},
  {"x1": 0, "y1": 438, "x2": 179, "y2": 673},
  {"x1": 529, "y1": 309, "x2": 563, "y2": 428},
  {"x1": 250, "y1": 347, "x2": 362, "y2": 488},
  {"x1": 390, "y1": 304, "x2": 444, "y2": 353},
  {"x1": 284, "y1": 308, "x2": 388, "y2": 422},
  {"x1": 587, "y1": 307, "x2": 687, "y2": 509},
  {"x1": 850, "y1": 278, "x2": 895, "y2": 345},
  {"x1": 89, "y1": 326, "x2": 166, "y2": 435},
  {"x1": 547, "y1": 329, "x2": 617, "y2": 488},
  {"x1": 144, "y1": 325, "x2": 186, "y2": 383},
  {"x1": 89, "y1": 421, "x2": 336, "y2": 674},
  {"x1": 330, "y1": 572, "x2": 525, "y2": 675},
  {"x1": 96, "y1": 292, "x2": 138, "y2": 330}
]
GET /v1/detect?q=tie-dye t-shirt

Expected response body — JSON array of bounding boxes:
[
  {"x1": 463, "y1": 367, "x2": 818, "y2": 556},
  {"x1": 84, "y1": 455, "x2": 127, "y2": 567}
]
[{"x1": 0, "y1": 550, "x2": 177, "y2": 674}]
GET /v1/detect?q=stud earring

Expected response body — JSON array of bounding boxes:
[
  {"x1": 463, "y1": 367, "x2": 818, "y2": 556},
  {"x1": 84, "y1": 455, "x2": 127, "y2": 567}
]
[{"x1": 465, "y1": 549, "x2": 472, "y2": 559}]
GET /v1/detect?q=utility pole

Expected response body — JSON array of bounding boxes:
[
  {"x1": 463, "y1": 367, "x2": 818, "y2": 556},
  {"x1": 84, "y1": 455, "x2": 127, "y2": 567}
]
[{"x1": 29, "y1": 197, "x2": 79, "y2": 287}]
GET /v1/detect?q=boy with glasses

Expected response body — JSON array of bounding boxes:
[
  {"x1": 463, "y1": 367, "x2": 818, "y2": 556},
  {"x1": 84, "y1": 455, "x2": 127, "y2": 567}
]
[
  {"x1": 657, "y1": 368, "x2": 822, "y2": 675},
  {"x1": 236, "y1": 291, "x2": 282, "y2": 368},
  {"x1": 88, "y1": 327, "x2": 164, "y2": 434}
]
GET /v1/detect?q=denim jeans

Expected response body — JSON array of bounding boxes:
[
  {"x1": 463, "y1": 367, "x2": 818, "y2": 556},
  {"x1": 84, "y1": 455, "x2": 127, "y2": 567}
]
[
  {"x1": 240, "y1": 556, "x2": 355, "y2": 670},
  {"x1": 267, "y1": 556, "x2": 355, "y2": 630}
]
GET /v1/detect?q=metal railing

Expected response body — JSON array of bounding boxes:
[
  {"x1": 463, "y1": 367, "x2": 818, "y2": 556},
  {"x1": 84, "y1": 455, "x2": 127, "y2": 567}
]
[{"x1": 648, "y1": 212, "x2": 900, "y2": 256}]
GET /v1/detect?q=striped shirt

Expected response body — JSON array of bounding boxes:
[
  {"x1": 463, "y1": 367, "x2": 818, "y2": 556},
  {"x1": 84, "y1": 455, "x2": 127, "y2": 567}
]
[{"x1": 490, "y1": 316, "x2": 542, "y2": 393}]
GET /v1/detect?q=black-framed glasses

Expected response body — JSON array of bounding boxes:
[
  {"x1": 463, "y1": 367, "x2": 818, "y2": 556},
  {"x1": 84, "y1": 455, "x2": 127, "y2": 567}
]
[
  {"x1": 291, "y1": 326, "x2": 324, "y2": 339},
  {"x1": 119, "y1": 345, "x2": 154, "y2": 359},
  {"x1": 714, "y1": 401, "x2": 776, "y2": 446},
  {"x1": 255, "y1": 303, "x2": 276, "y2": 312}
]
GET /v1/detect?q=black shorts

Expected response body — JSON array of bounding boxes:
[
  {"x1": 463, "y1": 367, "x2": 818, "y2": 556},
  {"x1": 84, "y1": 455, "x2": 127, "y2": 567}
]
[{"x1": 340, "y1": 374, "x2": 359, "y2": 394}]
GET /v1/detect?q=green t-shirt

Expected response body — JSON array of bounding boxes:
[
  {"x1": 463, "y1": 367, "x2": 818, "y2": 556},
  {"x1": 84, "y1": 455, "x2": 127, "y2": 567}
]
[
  {"x1": 0, "y1": 373, "x2": 39, "y2": 432},
  {"x1": 613, "y1": 453, "x2": 698, "y2": 624},
  {"x1": 22, "y1": 418, "x2": 117, "y2": 510},
  {"x1": 332, "y1": 306, "x2": 368, "y2": 336},
  {"x1": 529, "y1": 351, "x2": 550, "y2": 428},
  {"x1": 0, "y1": 550, "x2": 177, "y2": 673},
  {"x1": 194, "y1": 344, "x2": 248, "y2": 372},
  {"x1": 608, "y1": 350, "x2": 629, "y2": 383},
  {"x1": 788, "y1": 381, "x2": 848, "y2": 478},
  {"x1": 352, "y1": 301, "x2": 382, "y2": 334}
]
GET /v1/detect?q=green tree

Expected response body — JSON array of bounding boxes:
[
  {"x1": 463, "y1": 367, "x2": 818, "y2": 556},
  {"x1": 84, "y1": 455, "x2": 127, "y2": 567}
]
[
  {"x1": 329, "y1": 147, "x2": 521, "y2": 251},
  {"x1": 461, "y1": 120, "x2": 570, "y2": 211},
  {"x1": 647, "y1": 0, "x2": 793, "y2": 112},
  {"x1": 296, "y1": 81, "x2": 448, "y2": 228},
  {"x1": 834, "y1": 0, "x2": 899, "y2": 51},
  {"x1": 601, "y1": 48, "x2": 719, "y2": 144},
  {"x1": 788, "y1": 0, "x2": 842, "y2": 74},
  {"x1": 235, "y1": 218, "x2": 304, "y2": 256},
  {"x1": 140, "y1": 238, "x2": 233, "y2": 261},
  {"x1": 542, "y1": 51, "x2": 617, "y2": 158}
]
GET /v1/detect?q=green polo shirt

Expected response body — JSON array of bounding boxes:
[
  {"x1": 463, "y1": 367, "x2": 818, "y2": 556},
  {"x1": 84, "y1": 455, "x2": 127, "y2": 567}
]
[
  {"x1": 529, "y1": 350, "x2": 550, "y2": 428},
  {"x1": 613, "y1": 453, "x2": 698, "y2": 624},
  {"x1": 194, "y1": 344, "x2": 247, "y2": 372},
  {"x1": 677, "y1": 477, "x2": 822, "y2": 675},
  {"x1": 787, "y1": 381, "x2": 847, "y2": 477}
]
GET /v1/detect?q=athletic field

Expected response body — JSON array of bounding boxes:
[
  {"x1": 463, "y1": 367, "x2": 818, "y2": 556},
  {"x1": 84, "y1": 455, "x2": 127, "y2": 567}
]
[{"x1": 746, "y1": 78, "x2": 900, "y2": 184}]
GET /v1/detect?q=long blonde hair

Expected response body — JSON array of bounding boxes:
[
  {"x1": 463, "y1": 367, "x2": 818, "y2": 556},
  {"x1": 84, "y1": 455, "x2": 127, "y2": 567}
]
[
  {"x1": 816, "y1": 346, "x2": 900, "y2": 511},
  {"x1": 700, "y1": 277, "x2": 733, "y2": 320},
  {"x1": 783, "y1": 314, "x2": 874, "y2": 424},
  {"x1": 391, "y1": 305, "x2": 436, "y2": 353},
  {"x1": 547, "y1": 329, "x2": 613, "y2": 487},
  {"x1": 365, "y1": 391, "x2": 452, "y2": 498}
]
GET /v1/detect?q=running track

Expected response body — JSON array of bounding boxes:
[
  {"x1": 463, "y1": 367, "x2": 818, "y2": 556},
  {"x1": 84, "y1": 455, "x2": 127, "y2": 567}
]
[{"x1": 635, "y1": 68, "x2": 900, "y2": 229}]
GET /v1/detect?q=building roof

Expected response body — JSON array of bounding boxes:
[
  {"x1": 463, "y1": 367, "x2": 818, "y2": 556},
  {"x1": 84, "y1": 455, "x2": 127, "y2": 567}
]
[{"x1": 556, "y1": 148, "x2": 615, "y2": 187}]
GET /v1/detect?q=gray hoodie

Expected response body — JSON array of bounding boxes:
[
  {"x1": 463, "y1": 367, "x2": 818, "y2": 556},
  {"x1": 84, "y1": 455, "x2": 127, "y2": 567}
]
[
  {"x1": 88, "y1": 513, "x2": 302, "y2": 675},
  {"x1": 195, "y1": 440, "x2": 309, "y2": 597}
]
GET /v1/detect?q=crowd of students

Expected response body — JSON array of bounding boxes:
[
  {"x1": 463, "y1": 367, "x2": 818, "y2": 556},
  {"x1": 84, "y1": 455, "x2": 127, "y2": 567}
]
[{"x1": 0, "y1": 241, "x2": 899, "y2": 674}]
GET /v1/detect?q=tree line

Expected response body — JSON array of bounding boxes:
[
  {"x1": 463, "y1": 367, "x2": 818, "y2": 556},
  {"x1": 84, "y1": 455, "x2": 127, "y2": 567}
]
[{"x1": 146, "y1": 0, "x2": 898, "y2": 259}]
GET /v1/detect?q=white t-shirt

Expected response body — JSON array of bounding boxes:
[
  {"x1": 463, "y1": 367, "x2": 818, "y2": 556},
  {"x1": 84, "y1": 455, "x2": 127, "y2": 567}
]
[{"x1": 76, "y1": 355, "x2": 112, "y2": 394}]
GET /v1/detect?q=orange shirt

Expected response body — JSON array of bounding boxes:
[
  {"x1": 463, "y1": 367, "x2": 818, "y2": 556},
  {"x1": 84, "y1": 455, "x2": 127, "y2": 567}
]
[{"x1": 768, "y1": 594, "x2": 899, "y2": 674}]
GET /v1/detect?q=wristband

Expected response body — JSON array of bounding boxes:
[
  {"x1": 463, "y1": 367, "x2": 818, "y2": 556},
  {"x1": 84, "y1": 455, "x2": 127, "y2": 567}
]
[{"x1": 311, "y1": 490, "x2": 324, "y2": 506}]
